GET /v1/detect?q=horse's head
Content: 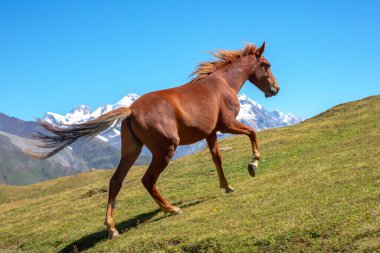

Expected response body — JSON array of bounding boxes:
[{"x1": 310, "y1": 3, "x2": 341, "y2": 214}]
[{"x1": 248, "y1": 42, "x2": 280, "y2": 98}]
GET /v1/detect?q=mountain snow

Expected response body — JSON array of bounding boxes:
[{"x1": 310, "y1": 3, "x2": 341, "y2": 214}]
[
  {"x1": 42, "y1": 93, "x2": 302, "y2": 158},
  {"x1": 44, "y1": 93, "x2": 140, "y2": 125},
  {"x1": 44, "y1": 93, "x2": 301, "y2": 127}
]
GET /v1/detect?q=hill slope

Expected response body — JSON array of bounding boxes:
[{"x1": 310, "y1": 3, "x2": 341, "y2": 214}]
[{"x1": 0, "y1": 95, "x2": 379, "y2": 252}]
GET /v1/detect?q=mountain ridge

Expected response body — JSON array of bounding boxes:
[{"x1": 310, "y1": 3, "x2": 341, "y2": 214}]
[
  {"x1": 43, "y1": 93, "x2": 301, "y2": 128},
  {"x1": 42, "y1": 93, "x2": 302, "y2": 159},
  {"x1": 0, "y1": 93, "x2": 301, "y2": 185},
  {"x1": 0, "y1": 112, "x2": 151, "y2": 185}
]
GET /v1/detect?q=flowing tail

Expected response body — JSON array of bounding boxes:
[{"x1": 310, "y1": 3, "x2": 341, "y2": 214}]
[{"x1": 30, "y1": 107, "x2": 132, "y2": 159}]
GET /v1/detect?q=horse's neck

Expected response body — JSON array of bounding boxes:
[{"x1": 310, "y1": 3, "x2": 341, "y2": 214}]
[{"x1": 218, "y1": 60, "x2": 251, "y2": 93}]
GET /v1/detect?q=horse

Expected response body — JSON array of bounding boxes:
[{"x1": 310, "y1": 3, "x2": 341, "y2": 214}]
[{"x1": 31, "y1": 42, "x2": 280, "y2": 238}]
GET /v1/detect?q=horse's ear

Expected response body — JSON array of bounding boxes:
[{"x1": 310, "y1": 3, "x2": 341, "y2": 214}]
[{"x1": 255, "y1": 41, "x2": 266, "y2": 58}]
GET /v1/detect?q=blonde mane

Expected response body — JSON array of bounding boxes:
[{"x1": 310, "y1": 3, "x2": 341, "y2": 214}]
[{"x1": 191, "y1": 43, "x2": 258, "y2": 82}]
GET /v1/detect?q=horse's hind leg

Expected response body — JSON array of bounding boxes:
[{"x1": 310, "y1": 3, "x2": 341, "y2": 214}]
[
  {"x1": 104, "y1": 121, "x2": 142, "y2": 239},
  {"x1": 206, "y1": 133, "x2": 234, "y2": 193},
  {"x1": 141, "y1": 143, "x2": 182, "y2": 215}
]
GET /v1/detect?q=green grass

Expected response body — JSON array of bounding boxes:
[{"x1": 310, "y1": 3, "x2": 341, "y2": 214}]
[{"x1": 0, "y1": 95, "x2": 379, "y2": 252}]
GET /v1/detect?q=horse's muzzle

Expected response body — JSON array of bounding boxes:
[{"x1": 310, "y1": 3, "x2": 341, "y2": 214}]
[{"x1": 265, "y1": 86, "x2": 279, "y2": 97}]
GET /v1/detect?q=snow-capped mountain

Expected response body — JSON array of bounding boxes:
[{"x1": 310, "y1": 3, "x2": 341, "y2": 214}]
[
  {"x1": 44, "y1": 93, "x2": 140, "y2": 125},
  {"x1": 237, "y1": 94, "x2": 302, "y2": 130},
  {"x1": 42, "y1": 93, "x2": 303, "y2": 159},
  {"x1": 44, "y1": 93, "x2": 140, "y2": 147}
]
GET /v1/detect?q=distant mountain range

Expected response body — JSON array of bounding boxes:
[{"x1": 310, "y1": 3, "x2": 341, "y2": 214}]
[
  {"x1": 0, "y1": 93, "x2": 302, "y2": 185},
  {"x1": 0, "y1": 111, "x2": 150, "y2": 185},
  {"x1": 42, "y1": 93, "x2": 302, "y2": 159}
]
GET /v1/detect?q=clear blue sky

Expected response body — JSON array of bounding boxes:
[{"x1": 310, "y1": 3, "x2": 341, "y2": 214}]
[{"x1": 1, "y1": 0, "x2": 379, "y2": 120}]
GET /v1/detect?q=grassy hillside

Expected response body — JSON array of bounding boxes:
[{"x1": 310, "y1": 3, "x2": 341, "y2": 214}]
[{"x1": 0, "y1": 95, "x2": 379, "y2": 252}]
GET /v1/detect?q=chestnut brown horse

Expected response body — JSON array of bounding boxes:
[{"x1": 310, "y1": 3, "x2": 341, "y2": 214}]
[{"x1": 32, "y1": 42, "x2": 280, "y2": 238}]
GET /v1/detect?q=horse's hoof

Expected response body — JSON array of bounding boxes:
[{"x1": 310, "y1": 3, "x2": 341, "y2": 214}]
[
  {"x1": 225, "y1": 186, "x2": 235, "y2": 194},
  {"x1": 166, "y1": 206, "x2": 183, "y2": 215},
  {"x1": 248, "y1": 162, "x2": 257, "y2": 177},
  {"x1": 108, "y1": 230, "x2": 120, "y2": 239}
]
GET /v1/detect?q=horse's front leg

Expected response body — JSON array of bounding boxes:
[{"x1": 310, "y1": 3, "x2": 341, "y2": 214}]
[
  {"x1": 206, "y1": 133, "x2": 234, "y2": 193},
  {"x1": 221, "y1": 120, "x2": 260, "y2": 177}
]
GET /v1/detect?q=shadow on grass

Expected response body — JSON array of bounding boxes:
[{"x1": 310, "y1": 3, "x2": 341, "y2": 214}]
[{"x1": 59, "y1": 198, "x2": 210, "y2": 253}]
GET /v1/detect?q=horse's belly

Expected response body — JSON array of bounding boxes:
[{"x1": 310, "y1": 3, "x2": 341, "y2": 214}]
[{"x1": 177, "y1": 124, "x2": 211, "y2": 145}]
